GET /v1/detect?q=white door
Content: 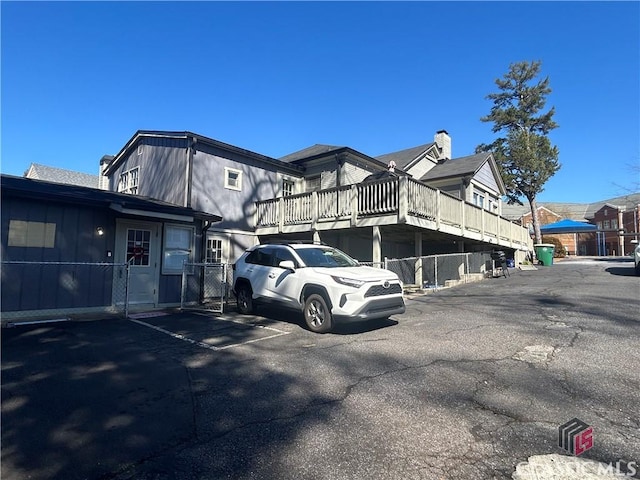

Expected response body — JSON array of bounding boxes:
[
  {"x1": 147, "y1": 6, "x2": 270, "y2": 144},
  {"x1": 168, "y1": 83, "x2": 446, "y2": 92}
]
[{"x1": 114, "y1": 221, "x2": 161, "y2": 307}]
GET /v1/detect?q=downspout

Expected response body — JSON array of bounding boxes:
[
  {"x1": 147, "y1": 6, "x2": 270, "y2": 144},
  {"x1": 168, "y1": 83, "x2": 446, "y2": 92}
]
[
  {"x1": 335, "y1": 153, "x2": 343, "y2": 188},
  {"x1": 185, "y1": 136, "x2": 196, "y2": 208},
  {"x1": 199, "y1": 220, "x2": 212, "y2": 303},
  {"x1": 201, "y1": 220, "x2": 212, "y2": 262},
  {"x1": 335, "y1": 153, "x2": 345, "y2": 212}
]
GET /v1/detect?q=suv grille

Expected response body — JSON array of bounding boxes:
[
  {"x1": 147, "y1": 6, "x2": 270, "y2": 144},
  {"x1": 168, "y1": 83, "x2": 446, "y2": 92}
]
[{"x1": 364, "y1": 283, "x2": 402, "y2": 297}]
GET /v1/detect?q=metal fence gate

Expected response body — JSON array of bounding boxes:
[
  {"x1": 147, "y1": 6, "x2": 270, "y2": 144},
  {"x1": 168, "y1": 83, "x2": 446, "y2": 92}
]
[{"x1": 180, "y1": 263, "x2": 228, "y2": 313}]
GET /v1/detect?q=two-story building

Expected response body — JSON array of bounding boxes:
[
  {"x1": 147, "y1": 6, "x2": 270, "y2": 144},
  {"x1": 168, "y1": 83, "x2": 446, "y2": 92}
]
[
  {"x1": 102, "y1": 130, "x2": 531, "y2": 268},
  {"x1": 590, "y1": 202, "x2": 640, "y2": 256},
  {"x1": 2, "y1": 129, "x2": 533, "y2": 320}
]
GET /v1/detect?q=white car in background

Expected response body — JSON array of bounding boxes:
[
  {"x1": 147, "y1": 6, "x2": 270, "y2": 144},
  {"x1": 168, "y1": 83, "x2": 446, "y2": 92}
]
[{"x1": 633, "y1": 241, "x2": 640, "y2": 276}]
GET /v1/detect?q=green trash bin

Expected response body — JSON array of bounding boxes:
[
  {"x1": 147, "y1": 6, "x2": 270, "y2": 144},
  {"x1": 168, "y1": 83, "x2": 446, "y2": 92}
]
[{"x1": 534, "y1": 243, "x2": 555, "y2": 266}]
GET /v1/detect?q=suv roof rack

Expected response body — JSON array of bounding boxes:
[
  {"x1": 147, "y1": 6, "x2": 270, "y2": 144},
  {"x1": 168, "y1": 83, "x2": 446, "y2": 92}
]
[{"x1": 261, "y1": 240, "x2": 328, "y2": 246}]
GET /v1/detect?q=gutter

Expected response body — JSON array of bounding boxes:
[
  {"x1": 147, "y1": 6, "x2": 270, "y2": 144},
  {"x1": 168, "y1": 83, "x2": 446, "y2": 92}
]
[{"x1": 109, "y1": 203, "x2": 194, "y2": 223}]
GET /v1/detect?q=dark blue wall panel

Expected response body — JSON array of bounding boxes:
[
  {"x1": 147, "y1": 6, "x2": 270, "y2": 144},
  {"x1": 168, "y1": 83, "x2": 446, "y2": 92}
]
[{"x1": 1, "y1": 197, "x2": 117, "y2": 312}]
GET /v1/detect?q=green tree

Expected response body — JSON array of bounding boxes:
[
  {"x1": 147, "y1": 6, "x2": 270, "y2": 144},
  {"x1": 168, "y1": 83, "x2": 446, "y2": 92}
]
[{"x1": 477, "y1": 60, "x2": 560, "y2": 244}]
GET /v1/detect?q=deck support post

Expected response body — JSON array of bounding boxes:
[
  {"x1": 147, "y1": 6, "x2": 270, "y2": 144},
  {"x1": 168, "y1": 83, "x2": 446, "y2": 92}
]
[
  {"x1": 415, "y1": 231, "x2": 423, "y2": 287},
  {"x1": 372, "y1": 226, "x2": 381, "y2": 267}
]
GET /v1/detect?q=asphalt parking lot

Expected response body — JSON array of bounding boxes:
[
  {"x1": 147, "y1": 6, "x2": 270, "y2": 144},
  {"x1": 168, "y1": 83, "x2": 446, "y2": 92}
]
[{"x1": 2, "y1": 256, "x2": 639, "y2": 480}]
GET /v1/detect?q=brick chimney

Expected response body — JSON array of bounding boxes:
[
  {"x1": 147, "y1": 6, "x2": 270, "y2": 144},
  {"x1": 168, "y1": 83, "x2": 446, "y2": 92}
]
[{"x1": 434, "y1": 130, "x2": 451, "y2": 160}]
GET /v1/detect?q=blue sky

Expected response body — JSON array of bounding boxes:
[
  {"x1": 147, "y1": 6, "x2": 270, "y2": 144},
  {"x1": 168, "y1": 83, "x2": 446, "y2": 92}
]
[{"x1": 2, "y1": 1, "x2": 638, "y2": 203}]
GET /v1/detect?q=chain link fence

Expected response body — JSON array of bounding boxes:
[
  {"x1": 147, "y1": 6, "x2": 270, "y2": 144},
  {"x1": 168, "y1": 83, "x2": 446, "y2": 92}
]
[
  {"x1": 1, "y1": 252, "x2": 505, "y2": 322},
  {"x1": 1, "y1": 261, "x2": 130, "y2": 322},
  {"x1": 180, "y1": 263, "x2": 228, "y2": 313},
  {"x1": 384, "y1": 252, "x2": 494, "y2": 290}
]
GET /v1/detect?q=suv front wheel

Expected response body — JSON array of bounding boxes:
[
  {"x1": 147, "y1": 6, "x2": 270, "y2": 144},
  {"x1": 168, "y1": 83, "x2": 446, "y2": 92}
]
[
  {"x1": 236, "y1": 283, "x2": 255, "y2": 315},
  {"x1": 304, "y1": 293, "x2": 332, "y2": 333}
]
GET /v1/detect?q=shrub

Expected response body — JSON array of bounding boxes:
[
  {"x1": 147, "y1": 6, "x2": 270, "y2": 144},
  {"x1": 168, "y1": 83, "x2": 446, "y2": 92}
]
[{"x1": 542, "y1": 236, "x2": 566, "y2": 258}]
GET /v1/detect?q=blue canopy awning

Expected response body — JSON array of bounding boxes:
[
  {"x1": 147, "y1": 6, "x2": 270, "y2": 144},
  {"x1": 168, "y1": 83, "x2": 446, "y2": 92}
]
[{"x1": 540, "y1": 219, "x2": 597, "y2": 234}]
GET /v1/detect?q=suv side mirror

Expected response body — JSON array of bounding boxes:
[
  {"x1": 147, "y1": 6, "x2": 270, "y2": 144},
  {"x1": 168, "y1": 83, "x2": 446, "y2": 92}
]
[{"x1": 279, "y1": 260, "x2": 296, "y2": 271}]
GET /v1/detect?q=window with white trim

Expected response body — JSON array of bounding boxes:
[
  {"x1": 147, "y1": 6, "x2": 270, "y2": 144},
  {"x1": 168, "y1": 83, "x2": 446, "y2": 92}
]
[
  {"x1": 163, "y1": 225, "x2": 194, "y2": 274},
  {"x1": 282, "y1": 179, "x2": 295, "y2": 197},
  {"x1": 206, "y1": 238, "x2": 223, "y2": 264},
  {"x1": 118, "y1": 166, "x2": 140, "y2": 195},
  {"x1": 473, "y1": 192, "x2": 485, "y2": 209},
  {"x1": 8, "y1": 220, "x2": 56, "y2": 248},
  {"x1": 224, "y1": 167, "x2": 242, "y2": 191}
]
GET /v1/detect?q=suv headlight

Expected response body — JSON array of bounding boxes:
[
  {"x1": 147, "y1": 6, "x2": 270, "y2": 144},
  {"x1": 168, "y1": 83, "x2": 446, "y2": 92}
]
[{"x1": 331, "y1": 276, "x2": 365, "y2": 288}]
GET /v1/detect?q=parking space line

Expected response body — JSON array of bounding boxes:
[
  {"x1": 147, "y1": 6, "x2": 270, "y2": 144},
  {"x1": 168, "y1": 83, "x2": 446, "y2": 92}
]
[
  {"x1": 191, "y1": 311, "x2": 291, "y2": 335},
  {"x1": 129, "y1": 318, "x2": 290, "y2": 352},
  {"x1": 130, "y1": 319, "x2": 222, "y2": 351},
  {"x1": 216, "y1": 329, "x2": 291, "y2": 350}
]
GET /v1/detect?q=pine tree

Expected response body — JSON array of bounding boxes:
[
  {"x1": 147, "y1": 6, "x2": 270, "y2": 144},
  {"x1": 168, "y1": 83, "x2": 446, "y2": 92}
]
[{"x1": 478, "y1": 61, "x2": 560, "y2": 244}]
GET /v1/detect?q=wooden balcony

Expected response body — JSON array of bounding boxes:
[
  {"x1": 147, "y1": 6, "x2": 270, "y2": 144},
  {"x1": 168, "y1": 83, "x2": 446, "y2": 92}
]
[{"x1": 255, "y1": 177, "x2": 532, "y2": 250}]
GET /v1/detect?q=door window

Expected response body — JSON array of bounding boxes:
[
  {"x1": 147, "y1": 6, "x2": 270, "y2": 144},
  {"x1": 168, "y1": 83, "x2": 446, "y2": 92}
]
[{"x1": 127, "y1": 229, "x2": 151, "y2": 266}]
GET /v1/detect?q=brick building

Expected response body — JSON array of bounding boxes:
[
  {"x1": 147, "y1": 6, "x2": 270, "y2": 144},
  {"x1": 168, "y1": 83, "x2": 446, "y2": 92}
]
[{"x1": 503, "y1": 193, "x2": 640, "y2": 256}]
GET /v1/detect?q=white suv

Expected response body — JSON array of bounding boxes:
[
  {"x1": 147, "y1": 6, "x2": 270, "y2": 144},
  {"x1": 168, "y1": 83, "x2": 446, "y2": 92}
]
[{"x1": 232, "y1": 243, "x2": 405, "y2": 333}]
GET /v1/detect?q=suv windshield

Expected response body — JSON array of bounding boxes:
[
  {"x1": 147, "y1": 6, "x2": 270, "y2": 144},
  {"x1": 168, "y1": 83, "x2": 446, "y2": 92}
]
[{"x1": 295, "y1": 247, "x2": 359, "y2": 268}]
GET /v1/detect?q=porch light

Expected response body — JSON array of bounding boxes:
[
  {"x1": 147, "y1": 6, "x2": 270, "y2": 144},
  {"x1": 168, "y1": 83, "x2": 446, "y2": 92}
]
[{"x1": 96, "y1": 226, "x2": 105, "y2": 236}]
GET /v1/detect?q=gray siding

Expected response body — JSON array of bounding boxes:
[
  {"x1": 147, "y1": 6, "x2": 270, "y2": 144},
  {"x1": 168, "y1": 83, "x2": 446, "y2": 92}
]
[
  {"x1": 303, "y1": 160, "x2": 376, "y2": 189},
  {"x1": 109, "y1": 137, "x2": 188, "y2": 207},
  {"x1": 190, "y1": 142, "x2": 300, "y2": 230},
  {"x1": 406, "y1": 158, "x2": 437, "y2": 180},
  {"x1": 439, "y1": 184, "x2": 463, "y2": 198},
  {"x1": 225, "y1": 231, "x2": 258, "y2": 262},
  {"x1": 475, "y1": 162, "x2": 499, "y2": 193},
  {"x1": 342, "y1": 161, "x2": 375, "y2": 185}
]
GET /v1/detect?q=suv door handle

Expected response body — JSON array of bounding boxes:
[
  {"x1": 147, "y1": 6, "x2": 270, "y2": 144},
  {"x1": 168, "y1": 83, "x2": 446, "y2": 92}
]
[{"x1": 268, "y1": 272, "x2": 276, "y2": 279}]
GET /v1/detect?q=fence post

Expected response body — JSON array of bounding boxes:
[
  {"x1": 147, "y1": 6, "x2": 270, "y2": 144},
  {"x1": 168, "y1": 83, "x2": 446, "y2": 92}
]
[
  {"x1": 436, "y1": 190, "x2": 441, "y2": 230},
  {"x1": 465, "y1": 253, "x2": 470, "y2": 283},
  {"x1": 434, "y1": 256, "x2": 438, "y2": 291},
  {"x1": 180, "y1": 262, "x2": 188, "y2": 311},
  {"x1": 221, "y1": 263, "x2": 227, "y2": 314},
  {"x1": 125, "y1": 262, "x2": 131, "y2": 318}
]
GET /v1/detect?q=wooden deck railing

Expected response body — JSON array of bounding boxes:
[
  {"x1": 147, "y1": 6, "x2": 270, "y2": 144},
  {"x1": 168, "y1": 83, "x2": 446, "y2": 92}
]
[{"x1": 255, "y1": 177, "x2": 531, "y2": 248}]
